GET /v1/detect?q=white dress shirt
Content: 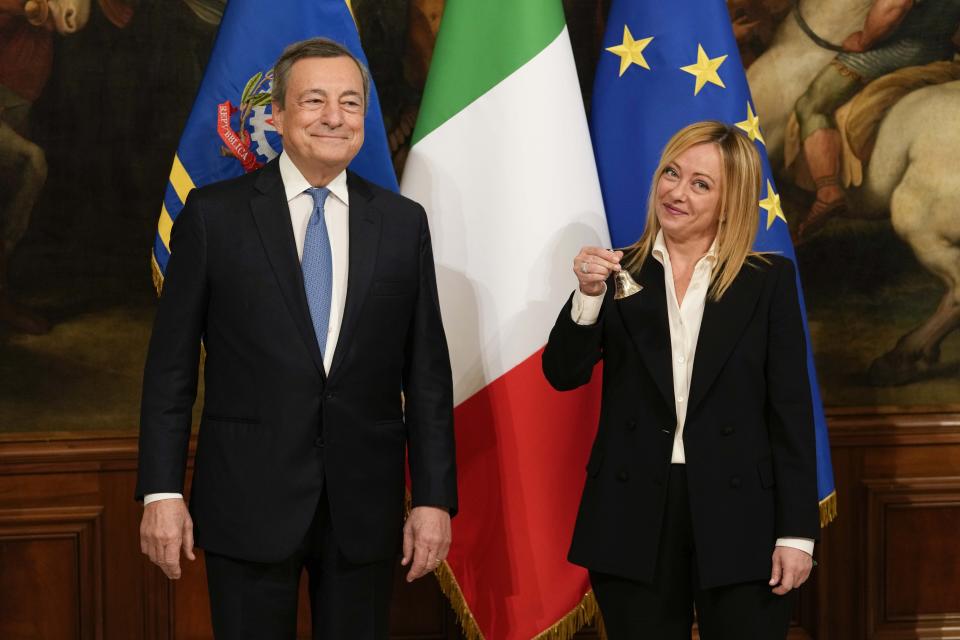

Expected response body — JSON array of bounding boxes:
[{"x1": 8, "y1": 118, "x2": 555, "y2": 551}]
[
  {"x1": 279, "y1": 151, "x2": 350, "y2": 375},
  {"x1": 144, "y1": 152, "x2": 350, "y2": 506},
  {"x1": 571, "y1": 230, "x2": 814, "y2": 556}
]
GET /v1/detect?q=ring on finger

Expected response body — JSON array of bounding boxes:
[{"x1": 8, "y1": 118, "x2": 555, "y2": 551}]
[{"x1": 581, "y1": 261, "x2": 589, "y2": 274}]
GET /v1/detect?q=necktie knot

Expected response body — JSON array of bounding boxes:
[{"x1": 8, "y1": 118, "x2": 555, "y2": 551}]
[{"x1": 306, "y1": 187, "x2": 331, "y2": 223}]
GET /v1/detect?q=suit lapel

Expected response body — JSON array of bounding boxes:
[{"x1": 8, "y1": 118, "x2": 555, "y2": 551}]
[
  {"x1": 616, "y1": 256, "x2": 676, "y2": 411},
  {"x1": 686, "y1": 261, "x2": 765, "y2": 417},
  {"x1": 249, "y1": 160, "x2": 327, "y2": 379},
  {"x1": 328, "y1": 172, "x2": 380, "y2": 379}
]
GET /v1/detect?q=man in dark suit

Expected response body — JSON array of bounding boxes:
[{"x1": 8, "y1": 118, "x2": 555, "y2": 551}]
[{"x1": 136, "y1": 38, "x2": 457, "y2": 639}]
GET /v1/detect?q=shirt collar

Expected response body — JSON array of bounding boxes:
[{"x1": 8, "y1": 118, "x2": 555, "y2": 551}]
[
  {"x1": 652, "y1": 229, "x2": 718, "y2": 265},
  {"x1": 278, "y1": 151, "x2": 349, "y2": 206}
]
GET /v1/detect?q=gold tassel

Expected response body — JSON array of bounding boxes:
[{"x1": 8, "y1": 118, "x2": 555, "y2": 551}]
[
  {"x1": 406, "y1": 487, "x2": 600, "y2": 640},
  {"x1": 531, "y1": 590, "x2": 603, "y2": 640},
  {"x1": 819, "y1": 490, "x2": 838, "y2": 527},
  {"x1": 151, "y1": 252, "x2": 164, "y2": 296},
  {"x1": 432, "y1": 565, "x2": 605, "y2": 640},
  {"x1": 432, "y1": 559, "x2": 486, "y2": 640}
]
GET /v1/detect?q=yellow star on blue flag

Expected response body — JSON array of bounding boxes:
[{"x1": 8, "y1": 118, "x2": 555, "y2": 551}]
[
  {"x1": 680, "y1": 44, "x2": 727, "y2": 95},
  {"x1": 759, "y1": 180, "x2": 786, "y2": 229},
  {"x1": 736, "y1": 103, "x2": 765, "y2": 145},
  {"x1": 606, "y1": 25, "x2": 654, "y2": 76}
]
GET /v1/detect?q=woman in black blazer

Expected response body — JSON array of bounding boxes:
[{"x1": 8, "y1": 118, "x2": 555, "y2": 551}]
[{"x1": 543, "y1": 122, "x2": 819, "y2": 639}]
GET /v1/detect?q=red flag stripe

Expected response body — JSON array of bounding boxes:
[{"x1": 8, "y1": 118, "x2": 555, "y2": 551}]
[{"x1": 447, "y1": 346, "x2": 603, "y2": 639}]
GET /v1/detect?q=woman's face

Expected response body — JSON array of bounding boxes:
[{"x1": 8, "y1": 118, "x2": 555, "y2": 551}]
[{"x1": 655, "y1": 142, "x2": 723, "y2": 246}]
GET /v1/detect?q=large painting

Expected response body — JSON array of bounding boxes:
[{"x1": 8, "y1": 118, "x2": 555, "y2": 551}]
[
  {"x1": 0, "y1": 0, "x2": 447, "y2": 434},
  {"x1": 741, "y1": 0, "x2": 960, "y2": 407},
  {"x1": 0, "y1": 0, "x2": 219, "y2": 432},
  {"x1": 1, "y1": 0, "x2": 955, "y2": 436}
]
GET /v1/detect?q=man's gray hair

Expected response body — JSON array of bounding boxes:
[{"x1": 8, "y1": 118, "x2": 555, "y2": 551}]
[{"x1": 271, "y1": 37, "x2": 371, "y2": 112}]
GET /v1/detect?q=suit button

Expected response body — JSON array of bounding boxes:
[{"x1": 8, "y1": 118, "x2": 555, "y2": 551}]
[
  {"x1": 325, "y1": 392, "x2": 336, "y2": 400},
  {"x1": 616, "y1": 470, "x2": 629, "y2": 482},
  {"x1": 627, "y1": 420, "x2": 637, "y2": 431},
  {"x1": 721, "y1": 426, "x2": 735, "y2": 436},
  {"x1": 729, "y1": 476, "x2": 741, "y2": 488},
  {"x1": 314, "y1": 436, "x2": 324, "y2": 448}
]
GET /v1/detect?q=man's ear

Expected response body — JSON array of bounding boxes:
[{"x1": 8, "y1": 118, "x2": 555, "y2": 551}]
[{"x1": 271, "y1": 102, "x2": 284, "y2": 136}]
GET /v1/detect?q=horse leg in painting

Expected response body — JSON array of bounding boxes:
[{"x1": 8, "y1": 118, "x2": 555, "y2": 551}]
[
  {"x1": 866, "y1": 85, "x2": 960, "y2": 384},
  {"x1": 869, "y1": 208, "x2": 960, "y2": 383},
  {"x1": 0, "y1": 93, "x2": 51, "y2": 335}
]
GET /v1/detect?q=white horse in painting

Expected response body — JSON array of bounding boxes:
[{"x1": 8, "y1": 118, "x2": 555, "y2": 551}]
[{"x1": 747, "y1": 0, "x2": 960, "y2": 384}]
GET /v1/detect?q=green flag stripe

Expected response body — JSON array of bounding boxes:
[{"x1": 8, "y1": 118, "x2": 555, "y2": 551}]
[{"x1": 410, "y1": 0, "x2": 565, "y2": 146}]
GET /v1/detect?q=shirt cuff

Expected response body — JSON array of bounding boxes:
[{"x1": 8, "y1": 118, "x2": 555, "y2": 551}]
[
  {"x1": 570, "y1": 284, "x2": 606, "y2": 326},
  {"x1": 775, "y1": 537, "x2": 815, "y2": 556},
  {"x1": 144, "y1": 493, "x2": 184, "y2": 505}
]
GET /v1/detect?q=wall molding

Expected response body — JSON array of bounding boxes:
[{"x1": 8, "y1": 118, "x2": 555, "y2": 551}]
[
  {"x1": 0, "y1": 505, "x2": 105, "y2": 640},
  {"x1": 864, "y1": 477, "x2": 960, "y2": 639}
]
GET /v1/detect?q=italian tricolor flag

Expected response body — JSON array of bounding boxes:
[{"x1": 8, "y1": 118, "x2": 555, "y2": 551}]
[{"x1": 400, "y1": 1, "x2": 611, "y2": 637}]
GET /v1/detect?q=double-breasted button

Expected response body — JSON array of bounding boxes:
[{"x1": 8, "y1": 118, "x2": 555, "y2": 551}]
[
  {"x1": 325, "y1": 392, "x2": 336, "y2": 400},
  {"x1": 616, "y1": 470, "x2": 629, "y2": 482},
  {"x1": 314, "y1": 436, "x2": 325, "y2": 448},
  {"x1": 729, "y1": 476, "x2": 741, "y2": 488},
  {"x1": 626, "y1": 419, "x2": 637, "y2": 432},
  {"x1": 721, "y1": 426, "x2": 735, "y2": 436}
]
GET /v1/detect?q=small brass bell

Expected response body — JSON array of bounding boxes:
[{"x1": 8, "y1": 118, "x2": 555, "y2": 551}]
[{"x1": 614, "y1": 269, "x2": 643, "y2": 300}]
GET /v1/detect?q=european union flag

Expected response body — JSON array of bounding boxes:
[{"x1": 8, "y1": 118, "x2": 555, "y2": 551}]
[
  {"x1": 152, "y1": 0, "x2": 397, "y2": 282},
  {"x1": 592, "y1": 0, "x2": 836, "y2": 524}
]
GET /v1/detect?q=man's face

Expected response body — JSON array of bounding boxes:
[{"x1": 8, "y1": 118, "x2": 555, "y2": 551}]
[{"x1": 272, "y1": 56, "x2": 365, "y2": 178}]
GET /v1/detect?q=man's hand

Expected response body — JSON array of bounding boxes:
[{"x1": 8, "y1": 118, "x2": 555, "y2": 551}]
[
  {"x1": 401, "y1": 506, "x2": 451, "y2": 583},
  {"x1": 139, "y1": 498, "x2": 196, "y2": 580},
  {"x1": 769, "y1": 546, "x2": 813, "y2": 595}
]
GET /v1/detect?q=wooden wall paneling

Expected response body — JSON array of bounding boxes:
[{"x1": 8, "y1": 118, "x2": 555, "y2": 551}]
[
  {"x1": 100, "y1": 468, "x2": 151, "y2": 640},
  {"x1": 0, "y1": 505, "x2": 104, "y2": 640},
  {"x1": 3, "y1": 414, "x2": 960, "y2": 639},
  {"x1": 815, "y1": 443, "x2": 863, "y2": 640},
  {"x1": 865, "y1": 477, "x2": 960, "y2": 639},
  {"x1": 142, "y1": 558, "x2": 173, "y2": 640},
  {"x1": 827, "y1": 413, "x2": 960, "y2": 640}
]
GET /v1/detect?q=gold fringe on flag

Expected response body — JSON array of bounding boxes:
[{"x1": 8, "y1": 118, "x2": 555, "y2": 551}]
[
  {"x1": 432, "y1": 558, "x2": 485, "y2": 640},
  {"x1": 431, "y1": 563, "x2": 606, "y2": 640},
  {"x1": 819, "y1": 490, "x2": 838, "y2": 527},
  {"x1": 406, "y1": 486, "x2": 602, "y2": 640},
  {"x1": 151, "y1": 252, "x2": 164, "y2": 296},
  {"x1": 532, "y1": 590, "x2": 604, "y2": 640}
]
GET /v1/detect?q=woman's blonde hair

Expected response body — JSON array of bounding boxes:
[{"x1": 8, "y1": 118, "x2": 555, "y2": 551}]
[{"x1": 622, "y1": 120, "x2": 765, "y2": 300}]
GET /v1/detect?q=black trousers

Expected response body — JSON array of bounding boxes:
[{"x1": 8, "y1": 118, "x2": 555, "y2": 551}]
[
  {"x1": 590, "y1": 465, "x2": 795, "y2": 640},
  {"x1": 204, "y1": 491, "x2": 395, "y2": 640}
]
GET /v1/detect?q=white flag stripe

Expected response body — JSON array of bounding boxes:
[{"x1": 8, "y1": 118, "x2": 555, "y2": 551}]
[{"x1": 402, "y1": 28, "x2": 610, "y2": 406}]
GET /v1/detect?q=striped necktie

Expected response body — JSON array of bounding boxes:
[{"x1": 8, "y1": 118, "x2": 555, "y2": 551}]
[{"x1": 302, "y1": 187, "x2": 333, "y2": 361}]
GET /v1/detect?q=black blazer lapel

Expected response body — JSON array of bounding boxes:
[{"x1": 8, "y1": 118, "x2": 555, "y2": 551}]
[
  {"x1": 328, "y1": 172, "x2": 381, "y2": 379},
  {"x1": 616, "y1": 256, "x2": 676, "y2": 411},
  {"x1": 687, "y1": 261, "x2": 765, "y2": 417},
  {"x1": 249, "y1": 160, "x2": 327, "y2": 379}
]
